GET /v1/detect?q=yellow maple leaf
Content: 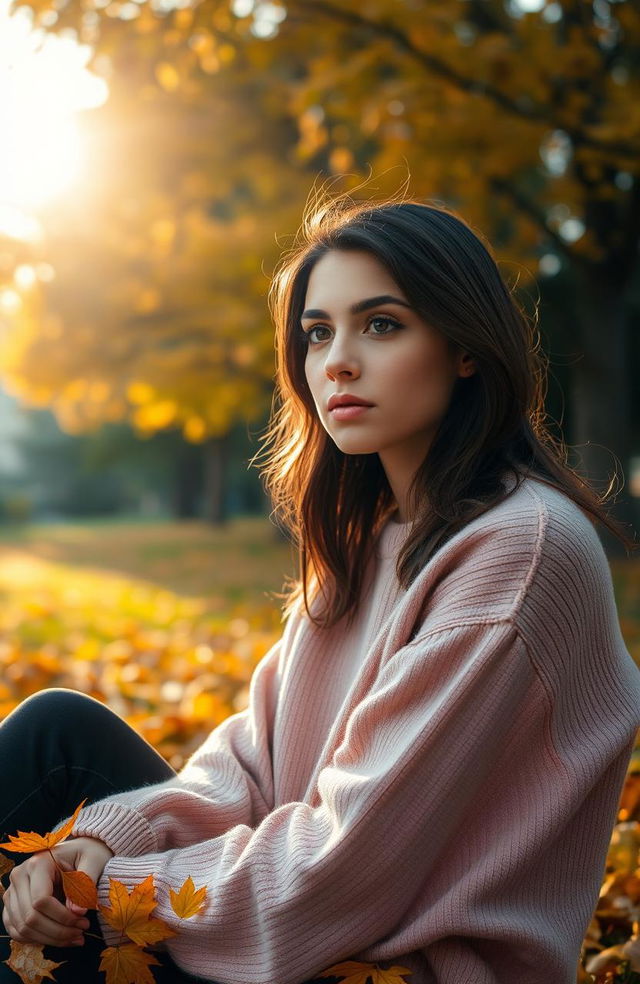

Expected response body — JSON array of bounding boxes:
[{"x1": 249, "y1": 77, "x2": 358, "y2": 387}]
[
  {"x1": 61, "y1": 868, "x2": 98, "y2": 909},
  {"x1": 169, "y1": 875, "x2": 207, "y2": 919},
  {"x1": 4, "y1": 941, "x2": 64, "y2": 984},
  {"x1": 319, "y1": 960, "x2": 413, "y2": 984},
  {"x1": 99, "y1": 874, "x2": 176, "y2": 946},
  {"x1": 0, "y1": 801, "x2": 86, "y2": 854},
  {"x1": 99, "y1": 943, "x2": 161, "y2": 984}
]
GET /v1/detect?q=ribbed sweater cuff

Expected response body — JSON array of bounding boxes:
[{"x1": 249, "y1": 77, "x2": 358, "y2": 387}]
[{"x1": 71, "y1": 802, "x2": 158, "y2": 857}]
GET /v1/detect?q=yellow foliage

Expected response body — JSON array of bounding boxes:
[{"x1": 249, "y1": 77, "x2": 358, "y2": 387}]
[
  {"x1": 127, "y1": 381, "x2": 155, "y2": 405},
  {"x1": 155, "y1": 62, "x2": 180, "y2": 92},
  {"x1": 183, "y1": 415, "x2": 207, "y2": 442},
  {"x1": 0, "y1": 800, "x2": 86, "y2": 853},
  {"x1": 134, "y1": 289, "x2": 161, "y2": 314},
  {"x1": 133, "y1": 400, "x2": 178, "y2": 431},
  {"x1": 99, "y1": 943, "x2": 161, "y2": 984},
  {"x1": 329, "y1": 147, "x2": 355, "y2": 174},
  {"x1": 0, "y1": 518, "x2": 287, "y2": 768},
  {"x1": 168, "y1": 876, "x2": 207, "y2": 919},
  {"x1": 319, "y1": 960, "x2": 412, "y2": 983}
]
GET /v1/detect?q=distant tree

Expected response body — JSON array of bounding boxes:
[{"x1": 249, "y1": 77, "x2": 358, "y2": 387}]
[
  {"x1": 0, "y1": 50, "x2": 309, "y2": 519},
  {"x1": 0, "y1": 75, "x2": 306, "y2": 442}
]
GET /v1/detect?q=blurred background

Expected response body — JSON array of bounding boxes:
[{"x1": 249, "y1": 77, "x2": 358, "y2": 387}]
[{"x1": 0, "y1": 2, "x2": 639, "y2": 977}]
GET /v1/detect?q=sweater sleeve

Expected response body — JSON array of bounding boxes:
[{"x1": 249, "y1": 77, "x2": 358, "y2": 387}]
[
  {"x1": 74, "y1": 618, "x2": 552, "y2": 984},
  {"x1": 68, "y1": 634, "x2": 283, "y2": 854}
]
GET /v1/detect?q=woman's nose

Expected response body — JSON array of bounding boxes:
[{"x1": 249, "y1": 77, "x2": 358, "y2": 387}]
[{"x1": 324, "y1": 336, "x2": 360, "y2": 380}]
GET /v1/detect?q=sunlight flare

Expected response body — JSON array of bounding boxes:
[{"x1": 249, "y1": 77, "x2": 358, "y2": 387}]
[{"x1": 0, "y1": 1, "x2": 108, "y2": 226}]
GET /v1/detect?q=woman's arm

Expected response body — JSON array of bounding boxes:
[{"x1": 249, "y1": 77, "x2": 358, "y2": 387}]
[
  {"x1": 55, "y1": 631, "x2": 286, "y2": 855},
  {"x1": 73, "y1": 619, "x2": 574, "y2": 984}
]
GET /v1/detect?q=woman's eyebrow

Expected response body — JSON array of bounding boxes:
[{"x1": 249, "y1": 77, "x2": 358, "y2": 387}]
[{"x1": 301, "y1": 294, "x2": 412, "y2": 321}]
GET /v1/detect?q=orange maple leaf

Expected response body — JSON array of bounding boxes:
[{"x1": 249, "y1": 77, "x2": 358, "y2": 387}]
[
  {"x1": 169, "y1": 876, "x2": 207, "y2": 919},
  {"x1": 4, "y1": 941, "x2": 64, "y2": 984},
  {"x1": 61, "y1": 868, "x2": 98, "y2": 909},
  {"x1": 99, "y1": 943, "x2": 161, "y2": 984},
  {"x1": 0, "y1": 801, "x2": 86, "y2": 854},
  {"x1": 99, "y1": 874, "x2": 176, "y2": 946},
  {"x1": 319, "y1": 960, "x2": 413, "y2": 984}
]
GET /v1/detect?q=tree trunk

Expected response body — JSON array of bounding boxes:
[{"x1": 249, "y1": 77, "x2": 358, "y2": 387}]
[
  {"x1": 570, "y1": 272, "x2": 639, "y2": 555},
  {"x1": 202, "y1": 435, "x2": 229, "y2": 525},
  {"x1": 172, "y1": 440, "x2": 204, "y2": 518}
]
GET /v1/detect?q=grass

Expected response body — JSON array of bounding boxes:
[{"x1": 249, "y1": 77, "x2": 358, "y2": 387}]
[
  {"x1": 0, "y1": 515, "x2": 296, "y2": 603},
  {"x1": 0, "y1": 515, "x2": 296, "y2": 769}
]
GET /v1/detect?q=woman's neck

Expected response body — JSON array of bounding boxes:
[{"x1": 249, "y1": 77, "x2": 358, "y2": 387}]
[{"x1": 378, "y1": 443, "x2": 432, "y2": 523}]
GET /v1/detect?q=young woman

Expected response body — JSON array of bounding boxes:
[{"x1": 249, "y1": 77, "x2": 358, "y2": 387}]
[{"x1": 1, "y1": 195, "x2": 639, "y2": 984}]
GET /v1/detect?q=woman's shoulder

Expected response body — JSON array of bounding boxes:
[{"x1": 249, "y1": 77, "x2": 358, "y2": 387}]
[
  {"x1": 489, "y1": 472, "x2": 608, "y2": 573},
  {"x1": 412, "y1": 474, "x2": 616, "y2": 632},
  {"x1": 460, "y1": 472, "x2": 608, "y2": 568}
]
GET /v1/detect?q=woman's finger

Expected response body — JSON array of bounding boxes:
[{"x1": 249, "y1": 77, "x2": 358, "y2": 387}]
[
  {"x1": 29, "y1": 860, "x2": 90, "y2": 931},
  {"x1": 66, "y1": 899, "x2": 88, "y2": 916},
  {"x1": 4, "y1": 866, "x2": 30, "y2": 940},
  {"x1": 4, "y1": 857, "x2": 88, "y2": 946},
  {"x1": 5, "y1": 888, "x2": 86, "y2": 946}
]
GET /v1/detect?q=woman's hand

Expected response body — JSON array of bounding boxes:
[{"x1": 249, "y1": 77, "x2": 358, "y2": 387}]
[{"x1": 2, "y1": 836, "x2": 114, "y2": 947}]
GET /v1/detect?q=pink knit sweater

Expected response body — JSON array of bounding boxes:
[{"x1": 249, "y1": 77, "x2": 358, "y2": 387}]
[{"x1": 70, "y1": 475, "x2": 640, "y2": 984}]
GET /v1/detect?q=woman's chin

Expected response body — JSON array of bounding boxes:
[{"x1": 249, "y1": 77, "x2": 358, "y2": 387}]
[{"x1": 330, "y1": 437, "x2": 379, "y2": 456}]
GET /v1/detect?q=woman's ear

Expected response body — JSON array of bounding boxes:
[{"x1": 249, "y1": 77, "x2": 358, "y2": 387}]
[{"x1": 458, "y1": 352, "x2": 476, "y2": 377}]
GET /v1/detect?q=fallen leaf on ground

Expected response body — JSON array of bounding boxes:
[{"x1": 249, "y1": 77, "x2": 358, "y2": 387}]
[
  {"x1": 4, "y1": 941, "x2": 64, "y2": 984},
  {"x1": 99, "y1": 942, "x2": 161, "y2": 984},
  {"x1": 61, "y1": 868, "x2": 98, "y2": 909},
  {"x1": 0, "y1": 801, "x2": 86, "y2": 854},
  {"x1": 319, "y1": 960, "x2": 413, "y2": 984},
  {"x1": 169, "y1": 876, "x2": 207, "y2": 919},
  {"x1": 99, "y1": 874, "x2": 176, "y2": 946}
]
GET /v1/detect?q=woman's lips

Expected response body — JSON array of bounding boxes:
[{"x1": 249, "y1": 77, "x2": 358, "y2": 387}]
[{"x1": 329, "y1": 404, "x2": 372, "y2": 420}]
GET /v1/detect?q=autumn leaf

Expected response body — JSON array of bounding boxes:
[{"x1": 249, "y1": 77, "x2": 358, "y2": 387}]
[
  {"x1": 99, "y1": 942, "x2": 161, "y2": 984},
  {"x1": 61, "y1": 868, "x2": 98, "y2": 909},
  {"x1": 4, "y1": 941, "x2": 64, "y2": 984},
  {"x1": 0, "y1": 801, "x2": 86, "y2": 853},
  {"x1": 169, "y1": 875, "x2": 207, "y2": 919},
  {"x1": 99, "y1": 874, "x2": 176, "y2": 946},
  {"x1": 319, "y1": 961, "x2": 413, "y2": 984}
]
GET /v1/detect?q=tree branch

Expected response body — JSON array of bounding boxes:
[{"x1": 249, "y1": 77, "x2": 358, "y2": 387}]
[
  {"x1": 288, "y1": 0, "x2": 639, "y2": 161},
  {"x1": 488, "y1": 176, "x2": 589, "y2": 273}
]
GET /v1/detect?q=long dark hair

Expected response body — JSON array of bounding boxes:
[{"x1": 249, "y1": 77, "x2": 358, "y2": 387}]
[{"x1": 259, "y1": 192, "x2": 636, "y2": 627}]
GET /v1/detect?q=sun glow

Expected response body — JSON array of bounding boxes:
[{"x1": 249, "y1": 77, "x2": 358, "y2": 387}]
[{"x1": 0, "y1": 0, "x2": 109, "y2": 231}]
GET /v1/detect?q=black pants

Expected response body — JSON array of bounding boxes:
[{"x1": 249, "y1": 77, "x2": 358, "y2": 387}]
[{"x1": 0, "y1": 689, "x2": 337, "y2": 984}]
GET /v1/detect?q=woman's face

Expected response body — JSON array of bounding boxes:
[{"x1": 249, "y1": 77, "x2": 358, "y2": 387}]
[{"x1": 302, "y1": 249, "x2": 474, "y2": 481}]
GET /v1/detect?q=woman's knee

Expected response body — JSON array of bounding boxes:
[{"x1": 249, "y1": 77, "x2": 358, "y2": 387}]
[
  {"x1": 19, "y1": 687, "x2": 98, "y2": 716},
  {"x1": 2, "y1": 688, "x2": 113, "y2": 737}
]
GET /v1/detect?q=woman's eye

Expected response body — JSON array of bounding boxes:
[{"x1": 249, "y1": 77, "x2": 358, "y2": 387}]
[
  {"x1": 306, "y1": 325, "x2": 331, "y2": 344},
  {"x1": 367, "y1": 317, "x2": 401, "y2": 335}
]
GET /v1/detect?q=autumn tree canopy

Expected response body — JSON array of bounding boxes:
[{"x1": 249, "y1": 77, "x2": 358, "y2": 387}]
[{"x1": 1, "y1": 0, "x2": 638, "y2": 532}]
